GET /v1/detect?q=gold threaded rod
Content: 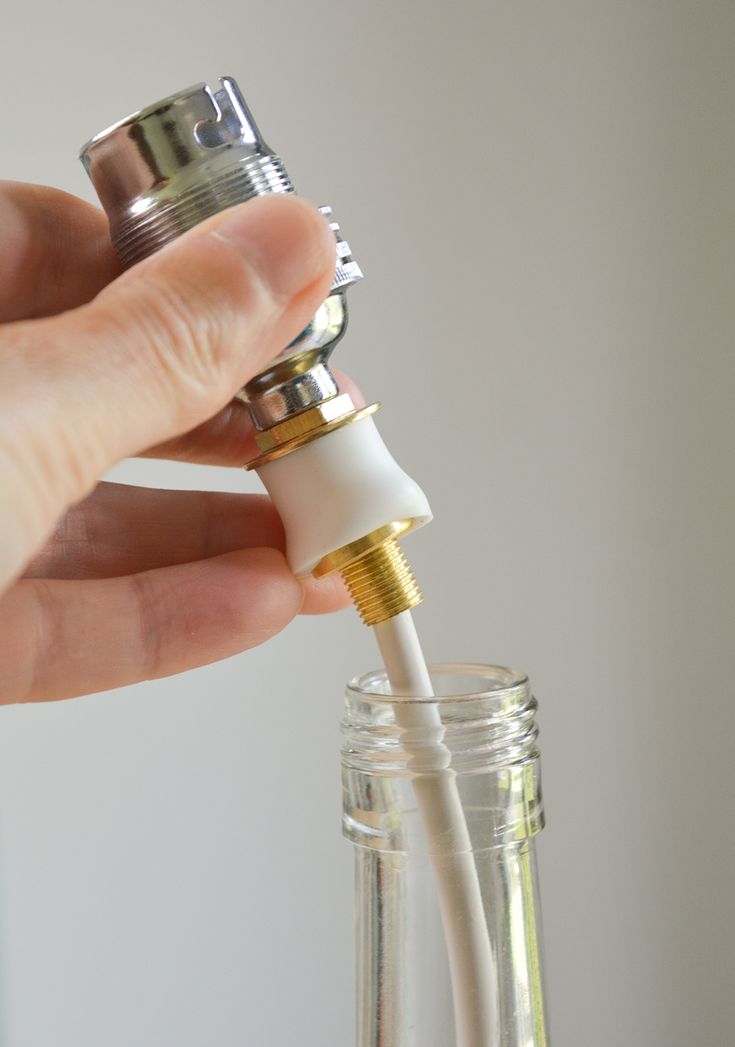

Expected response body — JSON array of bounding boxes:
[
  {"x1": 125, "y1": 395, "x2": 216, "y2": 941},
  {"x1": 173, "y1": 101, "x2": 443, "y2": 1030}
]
[{"x1": 340, "y1": 539, "x2": 423, "y2": 626}]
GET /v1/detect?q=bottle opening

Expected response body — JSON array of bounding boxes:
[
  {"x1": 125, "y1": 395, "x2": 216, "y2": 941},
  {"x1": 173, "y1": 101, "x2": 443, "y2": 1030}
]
[
  {"x1": 342, "y1": 663, "x2": 544, "y2": 850},
  {"x1": 347, "y1": 662, "x2": 529, "y2": 705},
  {"x1": 344, "y1": 663, "x2": 539, "y2": 771}
]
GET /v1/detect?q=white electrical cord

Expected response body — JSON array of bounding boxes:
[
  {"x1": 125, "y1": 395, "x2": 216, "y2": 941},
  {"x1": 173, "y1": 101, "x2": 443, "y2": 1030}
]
[
  {"x1": 256, "y1": 388, "x2": 495, "y2": 1039},
  {"x1": 373, "y1": 611, "x2": 499, "y2": 1047}
]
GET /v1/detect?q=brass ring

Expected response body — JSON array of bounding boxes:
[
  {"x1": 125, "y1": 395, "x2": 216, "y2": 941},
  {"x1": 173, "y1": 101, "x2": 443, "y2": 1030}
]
[
  {"x1": 312, "y1": 518, "x2": 422, "y2": 577},
  {"x1": 244, "y1": 403, "x2": 380, "y2": 470}
]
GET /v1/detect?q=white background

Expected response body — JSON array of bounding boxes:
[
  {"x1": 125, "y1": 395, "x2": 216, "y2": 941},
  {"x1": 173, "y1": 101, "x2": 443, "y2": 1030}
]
[{"x1": 0, "y1": 2, "x2": 733, "y2": 1044}]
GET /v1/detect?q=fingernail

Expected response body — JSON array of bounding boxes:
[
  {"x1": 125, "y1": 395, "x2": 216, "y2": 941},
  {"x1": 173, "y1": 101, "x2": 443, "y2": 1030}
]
[{"x1": 211, "y1": 196, "x2": 335, "y2": 301}]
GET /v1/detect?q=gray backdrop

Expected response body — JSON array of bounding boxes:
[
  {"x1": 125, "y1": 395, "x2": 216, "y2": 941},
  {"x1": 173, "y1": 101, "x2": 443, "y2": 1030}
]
[{"x1": 1, "y1": 2, "x2": 733, "y2": 1044}]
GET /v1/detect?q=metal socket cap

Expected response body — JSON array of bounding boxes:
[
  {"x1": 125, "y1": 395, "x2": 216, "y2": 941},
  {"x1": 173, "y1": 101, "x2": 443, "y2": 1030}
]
[{"x1": 79, "y1": 75, "x2": 362, "y2": 294}]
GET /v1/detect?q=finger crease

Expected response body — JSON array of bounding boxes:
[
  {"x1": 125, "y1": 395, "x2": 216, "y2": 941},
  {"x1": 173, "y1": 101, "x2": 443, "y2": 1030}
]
[
  {"x1": 129, "y1": 572, "x2": 163, "y2": 681},
  {"x1": 26, "y1": 580, "x2": 63, "y2": 702},
  {"x1": 203, "y1": 493, "x2": 233, "y2": 560}
]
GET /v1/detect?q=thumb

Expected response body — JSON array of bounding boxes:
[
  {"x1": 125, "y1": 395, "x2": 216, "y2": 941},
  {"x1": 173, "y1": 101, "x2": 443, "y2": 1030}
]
[{"x1": 0, "y1": 194, "x2": 336, "y2": 586}]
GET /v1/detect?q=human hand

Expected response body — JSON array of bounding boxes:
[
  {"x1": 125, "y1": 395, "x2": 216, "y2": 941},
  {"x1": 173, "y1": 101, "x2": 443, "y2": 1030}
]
[{"x1": 0, "y1": 183, "x2": 351, "y2": 704}]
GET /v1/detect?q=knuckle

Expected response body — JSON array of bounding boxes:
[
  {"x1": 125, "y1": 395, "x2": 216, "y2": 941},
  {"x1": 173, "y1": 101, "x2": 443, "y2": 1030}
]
[
  {"x1": 133, "y1": 279, "x2": 227, "y2": 397},
  {"x1": 0, "y1": 323, "x2": 107, "y2": 540},
  {"x1": 118, "y1": 238, "x2": 268, "y2": 407}
]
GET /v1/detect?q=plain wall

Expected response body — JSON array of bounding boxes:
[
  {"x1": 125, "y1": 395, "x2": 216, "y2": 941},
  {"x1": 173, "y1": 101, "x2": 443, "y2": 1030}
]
[{"x1": 0, "y1": 2, "x2": 733, "y2": 1044}]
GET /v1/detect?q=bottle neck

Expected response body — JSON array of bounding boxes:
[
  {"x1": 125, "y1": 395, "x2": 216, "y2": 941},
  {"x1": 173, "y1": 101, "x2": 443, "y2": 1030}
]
[
  {"x1": 342, "y1": 663, "x2": 544, "y2": 854},
  {"x1": 342, "y1": 663, "x2": 550, "y2": 1047}
]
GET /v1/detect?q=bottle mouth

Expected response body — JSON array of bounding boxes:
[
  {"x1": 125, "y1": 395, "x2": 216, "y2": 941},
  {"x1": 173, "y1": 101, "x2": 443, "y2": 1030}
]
[
  {"x1": 347, "y1": 662, "x2": 529, "y2": 706},
  {"x1": 342, "y1": 663, "x2": 543, "y2": 847},
  {"x1": 343, "y1": 663, "x2": 539, "y2": 777}
]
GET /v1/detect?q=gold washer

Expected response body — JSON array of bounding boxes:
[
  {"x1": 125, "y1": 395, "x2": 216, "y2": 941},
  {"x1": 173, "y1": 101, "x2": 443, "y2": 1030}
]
[
  {"x1": 245, "y1": 403, "x2": 380, "y2": 470},
  {"x1": 312, "y1": 518, "x2": 421, "y2": 578},
  {"x1": 255, "y1": 393, "x2": 355, "y2": 452}
]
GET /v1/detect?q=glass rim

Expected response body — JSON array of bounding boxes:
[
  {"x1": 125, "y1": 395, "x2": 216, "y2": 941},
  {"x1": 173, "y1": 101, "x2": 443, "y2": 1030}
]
[{"x1": 346, "y1": 662, "x2": 529, "y2": 705}]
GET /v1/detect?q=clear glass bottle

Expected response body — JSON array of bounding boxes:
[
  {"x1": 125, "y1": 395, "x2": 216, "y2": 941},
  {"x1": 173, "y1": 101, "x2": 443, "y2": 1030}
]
[{"x1": 342, "y1": 663, "x2": 549, "y2": 1047}]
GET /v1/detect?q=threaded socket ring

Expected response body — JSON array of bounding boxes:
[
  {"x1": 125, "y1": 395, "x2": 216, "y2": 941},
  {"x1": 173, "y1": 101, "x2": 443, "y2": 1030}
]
[{"x1": 113, "y1": 155, "x2": 293, "y2": 267}]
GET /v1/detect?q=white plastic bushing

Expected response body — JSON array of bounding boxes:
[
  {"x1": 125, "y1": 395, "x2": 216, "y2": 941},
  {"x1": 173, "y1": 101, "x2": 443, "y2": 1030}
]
[{"x1": 255, "y1": 415, "x2": 432, "y2": 576}]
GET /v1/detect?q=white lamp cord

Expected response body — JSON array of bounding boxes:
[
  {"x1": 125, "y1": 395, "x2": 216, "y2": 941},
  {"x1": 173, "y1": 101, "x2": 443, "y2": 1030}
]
[{"x1": 373, "y1": 611, "x2": 498, "y2": 1047}]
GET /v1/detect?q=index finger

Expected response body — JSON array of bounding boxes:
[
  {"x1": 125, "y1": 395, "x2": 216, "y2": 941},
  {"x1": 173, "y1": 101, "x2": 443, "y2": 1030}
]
[{"x1": 0, "y1": 181, "x2": 121, "y2": 321}]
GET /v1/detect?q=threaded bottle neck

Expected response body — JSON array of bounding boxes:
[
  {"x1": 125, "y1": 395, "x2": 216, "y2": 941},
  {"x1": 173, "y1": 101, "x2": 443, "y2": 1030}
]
[{"x1": 342, "y1": 663, "x2": 544, "y2": 851}]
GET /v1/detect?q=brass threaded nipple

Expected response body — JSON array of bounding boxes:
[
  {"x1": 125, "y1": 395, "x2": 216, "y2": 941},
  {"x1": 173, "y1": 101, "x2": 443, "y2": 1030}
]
[{"x1": 340, "y1": 539, "x2": 423, "y2": 626}]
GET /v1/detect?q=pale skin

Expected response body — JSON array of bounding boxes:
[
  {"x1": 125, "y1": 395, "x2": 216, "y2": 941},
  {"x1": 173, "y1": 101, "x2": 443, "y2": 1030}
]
[{"x1": 0, "y1": 184, "x2": 355, "y2": 704}]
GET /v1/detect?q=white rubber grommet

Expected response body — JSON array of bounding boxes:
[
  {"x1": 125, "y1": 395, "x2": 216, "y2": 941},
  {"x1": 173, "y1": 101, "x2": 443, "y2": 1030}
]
[{"x1": 255, "y1": 415, "x2": 432, "y2": 576}]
